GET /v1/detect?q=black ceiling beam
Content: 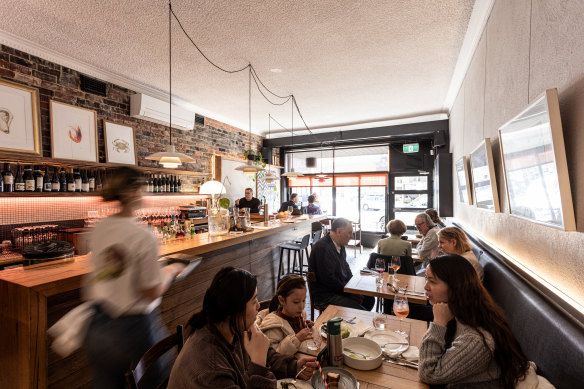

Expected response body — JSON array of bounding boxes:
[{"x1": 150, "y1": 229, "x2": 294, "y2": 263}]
[{"x1": 262, "y1": 119, "x2": 449, "y2": 149}]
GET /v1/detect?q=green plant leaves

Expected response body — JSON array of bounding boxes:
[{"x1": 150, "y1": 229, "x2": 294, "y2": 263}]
[{"x1": 218, "y1": 198, "x2": 230, "y2": 209}]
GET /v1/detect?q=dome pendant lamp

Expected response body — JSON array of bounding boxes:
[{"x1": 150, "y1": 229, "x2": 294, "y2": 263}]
[{"x1": 281, "y1": 97, "x2": 303, "y2": 178}]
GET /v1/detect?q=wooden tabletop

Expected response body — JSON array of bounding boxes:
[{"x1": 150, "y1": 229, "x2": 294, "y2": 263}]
[
  {"x1": 344, "y1": 273, "x2": 428, "y2": 305},
  {"x1": 310, "y1": 305, "x2": 428, "y2": 389}
]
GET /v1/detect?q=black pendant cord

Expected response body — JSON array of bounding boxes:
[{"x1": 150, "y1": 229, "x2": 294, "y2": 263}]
[
  {"x1": 169, "y1": 1, "x2": 173, "y2": 147},
  {"x1": 249, "y1": 66, "x2": 252, "y2": 150}
]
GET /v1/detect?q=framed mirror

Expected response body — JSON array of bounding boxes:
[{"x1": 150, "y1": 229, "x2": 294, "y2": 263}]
[
  {"x1": 470, "y1": 138, "x2": 500, "y2": 212},
  {"x1": 455, "y1": 156, "x2": 473, "y2": 205},
  {"x1": 498, "y1": 88, "x2": 575, "y2": 230}
]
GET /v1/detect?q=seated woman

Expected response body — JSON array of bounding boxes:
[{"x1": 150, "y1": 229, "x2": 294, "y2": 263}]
[
  {"x1": 425, "y1": 208, "x2": 446, "y2": 229},
  {"x1": 168, "y1": 267, "x2": 316, "y2": 389},
  {"x1": 437, "y1": 227, "x2": 483, "y2": 281},
  {"x1": 377, "y1": 219, "x2": 412, "y2": 257},
  {"x1": 305, "y1": 195, "x2": 322, "y2": 215},
  {"x1": 256, "y1": 275, "x2": 313, "y2": 355},
  {"x1": 420, "y1": 255, "x2": 529, "y2": 388}
]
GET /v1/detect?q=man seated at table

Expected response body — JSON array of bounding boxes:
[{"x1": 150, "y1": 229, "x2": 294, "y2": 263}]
[
  {"x1": 234, "y1": 187, "x2": 261, "y2": 213},
  {"x1": 308, "y1": 218, "x2": 375, "y2": 311},
  {"x1": 414, "y1": 212, "x2": 440, "y2": 265},
  {"x1": 278, "y1": 193, "x2": 299, "y2": 213}
]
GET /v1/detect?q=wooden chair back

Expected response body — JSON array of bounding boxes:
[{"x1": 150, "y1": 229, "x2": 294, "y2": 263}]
[{"x1": 306, "y1": 271, "x2": 321, "y2": 321}]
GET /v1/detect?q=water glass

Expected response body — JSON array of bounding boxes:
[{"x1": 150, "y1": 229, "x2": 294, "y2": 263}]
[
  {"x1": 306, "y1": 326, "x2": 322, "y2": 351},
  {"x1": 372, "y1": 313, "x2": 389, "y2": 330}
]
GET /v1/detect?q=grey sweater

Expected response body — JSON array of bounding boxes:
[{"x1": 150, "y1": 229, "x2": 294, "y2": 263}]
[{"x1": 419, "y1": 321, "x2": 501, "y2": 388}]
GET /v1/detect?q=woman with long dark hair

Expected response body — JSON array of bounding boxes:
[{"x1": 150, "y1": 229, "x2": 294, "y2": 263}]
[
  {"x1": 419, "y1": 255, "x2": 529, "y2": 388},
  {"x1": 168, "y1": 267, "x2": 316, "y2": 388}
]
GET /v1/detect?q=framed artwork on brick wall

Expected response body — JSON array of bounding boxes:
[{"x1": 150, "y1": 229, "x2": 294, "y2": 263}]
[
  {"x1": 0, "y1": 79, "x2": 41, "y2": 155},
  {"x1": 50, "y1": 100, "x2": 98, "y2": 162},
  {"x1": 104, "y1": 120, "x2": 137, "y2": 165}
]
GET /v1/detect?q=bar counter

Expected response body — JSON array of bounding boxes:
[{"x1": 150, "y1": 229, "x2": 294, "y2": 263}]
[{"x1": 0, "y1": 215, "x2": 324, "y2": 389}]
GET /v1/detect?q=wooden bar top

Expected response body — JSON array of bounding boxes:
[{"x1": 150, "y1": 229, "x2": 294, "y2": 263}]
[{"x1": 0, "y1": 215, "x2": 325, "y2": 291}]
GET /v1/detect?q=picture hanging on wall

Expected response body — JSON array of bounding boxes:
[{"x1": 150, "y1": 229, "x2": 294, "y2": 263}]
[
  {"x1": 455, "y1": 156, "x2": 473, "y2": 205},
  {"x1": 0, "y1": 79, "x2": 41, "y2": 155},
  {"x1": 469, "y1": 138, "x2": 500, "y2": 213},
  {"x1": 104, "y1": 120, "x2": 137, "y2": 165},
  {"x1": 498, "y1": 88, "x2": 575, "y2": 231},
  {"x1": 50, "y1": 100, "x2": 98, "y2": 162}
]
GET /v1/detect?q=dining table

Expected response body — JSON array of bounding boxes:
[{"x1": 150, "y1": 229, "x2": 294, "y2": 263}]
[
  {"x1": 298, "y1": 305, "x2": 429, "y2": 389},
  {"x1": 344, "y1": 272, "x2": 428, "y2": 305}
]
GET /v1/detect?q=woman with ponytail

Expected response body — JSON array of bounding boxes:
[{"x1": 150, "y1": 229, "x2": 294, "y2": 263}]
[
  {"x1": 256, "y1": 275, "x2": 313, "y2": 355},
  {"x1": 168, "y1": 268, "x2": 316, "y2": 389},
  {"x1": 419, "y1": 255, "x2": 529, "y2": 388}
]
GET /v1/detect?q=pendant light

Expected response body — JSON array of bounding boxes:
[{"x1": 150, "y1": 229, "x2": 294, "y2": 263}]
[
  {"x1": 282, "y1": 97, "x2": 303, "y2": 178},
  {"x1": 316, "y1": 143, "x2": 328, "y2": 182},
  {"x1": 235, "y1": 68, "x2": 265, "y2": 176},
  {"x1": 262, "y1": 114, "x2": 278, "y2": 182},
  {"x1": 146, "y1": 2, "x2": 196, "y2": 169}
]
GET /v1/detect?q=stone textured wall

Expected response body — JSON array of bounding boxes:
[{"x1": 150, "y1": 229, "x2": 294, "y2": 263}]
[
  {"x1": 0, "y1": 44, "x2": 262, "y2": 176},
  {"x1": 450, "y1": 0, "x2": 584, "y2": 304}
]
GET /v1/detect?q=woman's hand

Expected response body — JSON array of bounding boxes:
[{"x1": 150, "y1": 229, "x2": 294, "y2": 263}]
[
  {"x1": 243, "y1": 324, "x2": 270, "y2": 367},
  {"x1": 305, "y1": 320, "x2": 314, "y2": 328},
  {"x1": 432, "y1": 302, "x2": 453, "y2": 327},
  {"x1": 296, "y1": 357, "x2": 317, "y2": 380},
  {"x1": 295, "y1": 327, "x2": 313, "y2": 342}
]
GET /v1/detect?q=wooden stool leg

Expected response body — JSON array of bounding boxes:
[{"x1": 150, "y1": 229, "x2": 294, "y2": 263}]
[
  {"x1": 278, "y1": 247, "x2": 284, "y2": 280},
  {"x1": 298, "y1": 250, "x2": 303, "y2": 277}
]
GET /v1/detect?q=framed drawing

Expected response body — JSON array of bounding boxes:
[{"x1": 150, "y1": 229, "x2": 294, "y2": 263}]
[
  {"x1": 50, "y1": 100, "x2": 97, "y2": 162},
  {"x1": 470, "y1": 138, "x2": 500, "y2": 212},
  {"x1": 0, "y1": 80, "x2": 41, "y2": 155},
  {"x1": 498, "y1": 88, "x2": 575, "y2": 231},
  {"x1": 455, "y1": 156, "x2": 473, "y2": 205},
  {"x1": 104, "y1": 120, "x2": 137, "y2": 165}
]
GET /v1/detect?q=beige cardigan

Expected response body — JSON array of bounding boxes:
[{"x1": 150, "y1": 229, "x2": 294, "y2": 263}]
[{"x1": 256, "y1": 308, "x2": 308, "y2": 356}]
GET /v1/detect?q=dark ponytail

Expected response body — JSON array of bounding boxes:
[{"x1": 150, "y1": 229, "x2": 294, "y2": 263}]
[{"x1": 268, "y1": 274, "x2": 307, "y2": 312}]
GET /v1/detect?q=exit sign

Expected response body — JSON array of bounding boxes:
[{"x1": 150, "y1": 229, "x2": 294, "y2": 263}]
[{"x1": 403, "y1": 143, "x2": 419, "y2": 153}]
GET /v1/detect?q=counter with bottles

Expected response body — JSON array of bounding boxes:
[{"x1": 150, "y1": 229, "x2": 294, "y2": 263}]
[{"x1": 0, "y1": 215, "x2": 325, "y2": 389}]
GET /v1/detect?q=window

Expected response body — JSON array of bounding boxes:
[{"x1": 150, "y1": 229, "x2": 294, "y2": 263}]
[{"x1": 391, "y1": 175, "x2": 430, "y2": 229}]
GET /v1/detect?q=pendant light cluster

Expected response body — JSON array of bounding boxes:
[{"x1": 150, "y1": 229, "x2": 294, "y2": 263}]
[
  {"x1": 261, "y1": 114, "x2": 278, "y2": 182},
  {"x1": 281, "y1": 97, "x2": 303, "y2": 178}
]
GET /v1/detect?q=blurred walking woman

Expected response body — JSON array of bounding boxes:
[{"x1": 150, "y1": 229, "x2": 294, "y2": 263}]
[
  {"x1": 83, "y1": 167, "x2": 185, "y2": 389},
  {"x1": 168, "y1": 267, "x2": 316, "y2": 388},
  {"x1": 419, "y1": 255, "x2": 529, "y2": 388}
]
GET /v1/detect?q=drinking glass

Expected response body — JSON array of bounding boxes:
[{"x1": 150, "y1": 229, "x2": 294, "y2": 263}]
[
  {"x1": 375, "y1": 257, "x2": 385, "y2": 288},
  {"x1": 372, "y1": 313, "x2": 389, "y2": 330},
  {"x1": 306, "y1": 326, "x2": 322, "y2": 351},
  {"x1": 391, "y1": 256, "x2": 401, "y2": 283},
  {"x1": 392, "y1": 294, "x2": 409, "y2": 336},
  {"x1": 287, "y1": 205, "x2": 293, "y2": 219}
]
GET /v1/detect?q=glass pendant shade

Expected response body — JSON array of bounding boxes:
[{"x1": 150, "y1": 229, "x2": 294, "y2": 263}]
[
  {"x1": 281, "y1": 168, "x2": 303, "y2": 177},
  {"x1": 235, "y1": 160, "x2": 264, "y2": 174},
  {"x1": 146, "y1": 145, "x2": 195, "y2": 169},
  {"x1": 199, "y1": 180, "x2": 226, "y2": 195}
]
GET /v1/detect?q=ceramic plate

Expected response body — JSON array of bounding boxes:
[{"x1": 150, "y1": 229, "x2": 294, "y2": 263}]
[
  {"x1": 311, "y1": 367, "x2": 358, "y2": 389},
  {"x1": 277, "y1": 378, "x2": 314, "y2": 389},
  {"x1": 364, "y1": 330, "x2": 409, "y2": 354}
]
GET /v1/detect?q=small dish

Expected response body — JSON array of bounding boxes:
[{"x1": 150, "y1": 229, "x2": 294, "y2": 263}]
[
  {"x1": 311, "y1": 367, "x2": 358, "y2": 389},
  {"x1": 342, "y1": 337, "x2": 382, "y2": 370},
  {"x1": 276, "y1": 378, "x2": 313, "y2": 389}
]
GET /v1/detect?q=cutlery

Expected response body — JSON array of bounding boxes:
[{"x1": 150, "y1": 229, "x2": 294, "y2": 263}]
[
  {"x1": 294, "y1": 365, "x2": 308, "y2": 380},
  {"x1": 344, "y1": 347, "x2": 370, "y2": 359},
  {"x1": 343, "y1": 316, "x2": 357, "y2": 324},
  {"x1": 382, "y1": 341, "x2": 409, "y2": 346},
  {"x1": 383, "y1": 357, "x2": 418, "y2": 369}
]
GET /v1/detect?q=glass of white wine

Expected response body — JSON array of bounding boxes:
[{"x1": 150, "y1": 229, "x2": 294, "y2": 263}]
[{"x1": 391, "y1": 256, "x2": 401, "y2": 283}]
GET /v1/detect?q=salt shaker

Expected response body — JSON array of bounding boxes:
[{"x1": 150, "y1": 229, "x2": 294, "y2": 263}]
[{"x1": 326, "y1": 317, "x2": 343, "y2": 367}]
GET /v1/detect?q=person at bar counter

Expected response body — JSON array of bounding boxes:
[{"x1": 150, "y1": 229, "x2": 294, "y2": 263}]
[
  {"x1": 305, "y1": 194, "x2": 322, "y2": 215},
  {"x1": 437, "y1": 227, "x2": 483, "y2": 281},
  {"x1": 168, "y1": 267, "x2": 316, "y2": 389},
  {"x1": 235, "y1": 187, "x2": 261, "y2": 213},
  {"x1": 278, "y1": 192, "x2": 299, "y2": 213},
  {"x1": 415, "y1": 212, "x2": 440, "y2": 264},
  {"x1": 420, "y1": 255, "x2": 530, "y2": 388},
  {"x1": 83, "y1": 166, "x2": 186, "y2": 389},
  {"x1": 308, "y1": 218, "x2": 375, "y2": 311}
]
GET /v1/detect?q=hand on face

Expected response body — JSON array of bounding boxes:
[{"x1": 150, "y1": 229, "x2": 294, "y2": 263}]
[
  {"x1": 432, "y1": 302, "x2": 453, "y2": 327},
  {"x1": 243, "y1": 324, "x2": 270, "y2": 366}
]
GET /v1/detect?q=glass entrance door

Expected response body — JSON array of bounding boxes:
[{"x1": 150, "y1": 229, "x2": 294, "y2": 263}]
[{"x1": 389, "y1": 174, "x2": 431, "y2": 228}]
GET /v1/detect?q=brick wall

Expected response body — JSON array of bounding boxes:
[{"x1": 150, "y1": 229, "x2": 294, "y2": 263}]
[{"x1": 0, "y1": 44, "x2": 263, "y2": 176}]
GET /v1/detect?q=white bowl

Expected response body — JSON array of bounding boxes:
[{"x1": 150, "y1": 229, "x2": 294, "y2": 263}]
[{"x1": 342, "y1": 337, "x2": 382, "y2": 370}]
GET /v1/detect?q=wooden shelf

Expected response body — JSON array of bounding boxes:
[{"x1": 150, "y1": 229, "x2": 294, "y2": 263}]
[{"x1": 0, "y1": 192, "x2": 203, "y2": 198}]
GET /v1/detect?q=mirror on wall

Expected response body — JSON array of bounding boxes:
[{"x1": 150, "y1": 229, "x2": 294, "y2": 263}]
[
  {"x1": 498, "y1": 88, "x2": 575, "y2": 231},
  {"x1": 455, "y1": 156, "x2": 473, "y2": 205},
  {"x1": 470, "y1": 138, "x2": 500, "y2": 213}
]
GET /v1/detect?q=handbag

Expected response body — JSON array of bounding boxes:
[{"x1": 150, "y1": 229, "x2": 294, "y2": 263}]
[{"x1": 47, "y1": 302, "x2": 95, "y2": 357}]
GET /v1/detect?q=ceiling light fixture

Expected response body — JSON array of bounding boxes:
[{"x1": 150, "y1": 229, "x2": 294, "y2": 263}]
[
  {"x1": 235, "y1": 68, "x2": 265, "y2": 175},
  {"x1": 146, "y1": 2, "x2": 196, "y2": 169},
  {"x1": 262, "y1": 114, "x2": 278, "y2": 182},
  {"x1": 316, "y1": 142, "x2": 328, "y2": 181},
  {"x1": 282, "y1": 97, "x2": 303, "y2": 178}
]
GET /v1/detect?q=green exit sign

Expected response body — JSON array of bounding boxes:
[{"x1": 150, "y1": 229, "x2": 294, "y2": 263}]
[{"x1": 403, "y1": 143, "x2": 419, "y2": 153}]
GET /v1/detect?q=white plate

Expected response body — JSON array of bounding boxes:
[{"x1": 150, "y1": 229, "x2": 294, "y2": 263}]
[
  {"x1": 277, "y1": 378, "x2": 314, "y2": 389},
  {"x1": 319, "y1": 323, "x2": 355, "y2": 339},
  {"x1": 364, "y1": 330, "x2": 409, "y2": 354}
]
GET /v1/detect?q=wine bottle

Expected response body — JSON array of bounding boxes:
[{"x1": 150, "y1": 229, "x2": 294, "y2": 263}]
[
  {"x1": 59, "y1": 168, "x2": 67, "y2": 192},
  {"x1": 24, "y1": 165, "x2": 35, "y2": 192},
  {"x1": 88, "y1": 170, "x2": 95, "y2": 192},
  {"x1": 154, "y1": 174, "x2": 159, "y2": 193},
  {"x1": 177, "y1": 176, "x2": 182, "y2": 193},
  {"x1": 43, "y1": 165, "x2": 52, "y2": 192},
  {"x1": 149, "y1": 174, "x2": 155, "y2": 193},
  {"x1": 0, "y1": 169, "x2": 3, "y2": 192},
  {"x1": 51, "y1": 168, "x2": 60, "y2": 192},
  {"x1": 95, "y1": 170, "x2": 103, "y2": 191},
  {"x1": 74, "y1": 169, "x2": 81, "y2": 192},
  {"x1": 172, "y1": 175, "x2": 178, "y2": 192},
  {"x1": 2, "y1": 163, "x2": 13, "y2": 192},
  {"x1": 67, "y1": 168, "x2": 76, "y2": 192},
  {"x1": 15, "y1": 164, "x2": 25, "y2": 192},
  {"x1": 81, "y1": 169, "x2": 89, "y2": 192},
  {"x1": 34, "y1": 165, "x2": 43, "y2": 192}
]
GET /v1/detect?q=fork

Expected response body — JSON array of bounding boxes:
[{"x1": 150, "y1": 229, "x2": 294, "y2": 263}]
[
  {"x1": 344, "y1": 347, "x2": 370, "y2": 359},
  {"x1": 343, "y1": 316, "x2": 357, "y2": 324}
]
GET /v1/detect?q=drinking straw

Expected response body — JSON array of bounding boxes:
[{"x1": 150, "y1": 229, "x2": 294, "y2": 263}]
[
  {"x1": 316, "y1": 361, "x2": 329, "y2": 389},
  {"x1": 403, "y1": 284, "x2": 408, "y2": 296}
]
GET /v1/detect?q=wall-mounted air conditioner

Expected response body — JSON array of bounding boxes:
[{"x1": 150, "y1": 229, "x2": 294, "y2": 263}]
[{"x1": 130, "y1": 93, "x2": 195, "y2": 131}]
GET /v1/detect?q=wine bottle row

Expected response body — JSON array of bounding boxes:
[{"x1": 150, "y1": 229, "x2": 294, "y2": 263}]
[
  {"x1": 0, "y1": 163, "x2": 103, "y2": 193},
  {"x1": 146, "y1": 174, "x2": 182, "y2": 193}
]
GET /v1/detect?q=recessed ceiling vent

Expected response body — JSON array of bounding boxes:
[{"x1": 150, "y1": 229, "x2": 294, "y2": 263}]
[
  {"x1": 195, "y1": 114, "x2": 204, "y2": 125},
  {"x1": 80, "y1": 74, "x2": 107, "y2": 96}
]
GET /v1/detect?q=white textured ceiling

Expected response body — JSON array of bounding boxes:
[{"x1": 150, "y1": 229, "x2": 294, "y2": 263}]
[{"x1": 1, "y1": 0, "x2": 474, "y2": 136}]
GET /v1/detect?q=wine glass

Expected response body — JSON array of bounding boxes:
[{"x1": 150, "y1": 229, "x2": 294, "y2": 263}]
[
  {"x1": 391, "y1": 256, "x2": 401, "y2": 283},
  {"x1": 392, "y1": 294, "x2": 409, "y2": 337},
  {"x1": 287, "y1": 205, "x2": 293, "y2": 219},
  {"x1": 375, "y1": 257, "x2": 385, "y2": 288}
]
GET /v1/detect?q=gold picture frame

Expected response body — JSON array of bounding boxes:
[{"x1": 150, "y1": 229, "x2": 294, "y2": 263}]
[
  {"x1": 50, "y1": 100, "x2": 98, "y2": 162},
  {"x1": 0, "y1": 79, "x2": 41, "y2": 155}
]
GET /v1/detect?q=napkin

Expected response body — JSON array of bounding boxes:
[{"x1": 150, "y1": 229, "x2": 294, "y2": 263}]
[
  {"x1": 401, "y1": 346, "x2": 419, "y2": 362},
  {"x1": 349, "y1": 320, "x2": 373, "y2": 336}
]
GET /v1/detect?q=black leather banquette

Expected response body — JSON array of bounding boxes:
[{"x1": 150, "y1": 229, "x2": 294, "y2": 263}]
[{"x1": 456, "y1": 223, "x2": 584, "y2": 389}]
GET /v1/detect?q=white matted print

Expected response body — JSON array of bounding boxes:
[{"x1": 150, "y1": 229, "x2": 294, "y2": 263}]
[
  {"x1": 104, "y1": 121, "x2": 136, "y2": 165},
  {"x1": 50, "y1": 100, "x2": 98, "y2": 162},
  {"x1": 0, "y1": 80, "x2": 41, "y2": 155}
]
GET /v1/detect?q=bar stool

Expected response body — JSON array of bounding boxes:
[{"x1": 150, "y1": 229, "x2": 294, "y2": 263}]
[{"x1": 278, "y1": 234, "x2": 310, "y2": 279}]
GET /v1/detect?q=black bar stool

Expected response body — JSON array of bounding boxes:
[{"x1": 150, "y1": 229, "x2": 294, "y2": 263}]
[{"x1": 278, "y1": 234, "x2": 310, "y2": 279}]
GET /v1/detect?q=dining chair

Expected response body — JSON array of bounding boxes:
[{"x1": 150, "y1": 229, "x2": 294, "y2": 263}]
[
  {"x1": 125, "y1": 325, "x2": 184, "y2": 389},
  {"x1": 306, "y1": 271, "x2": 322, "y2": 321}
]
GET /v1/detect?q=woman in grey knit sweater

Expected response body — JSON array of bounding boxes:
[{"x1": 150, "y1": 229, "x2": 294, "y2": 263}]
[{"x1": 419, "y1": 255, "x2": 529, "y2": 388}]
